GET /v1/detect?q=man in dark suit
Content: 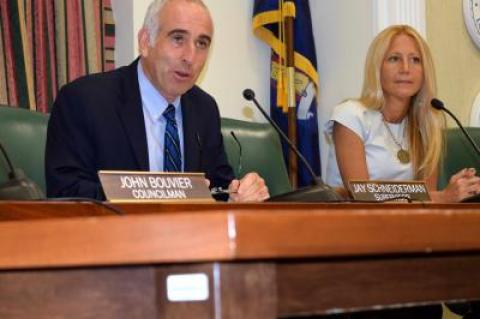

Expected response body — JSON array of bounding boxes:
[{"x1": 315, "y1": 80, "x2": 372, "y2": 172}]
[{"x1": 45, "y1": 0, "x2": 269, "y2": 202}]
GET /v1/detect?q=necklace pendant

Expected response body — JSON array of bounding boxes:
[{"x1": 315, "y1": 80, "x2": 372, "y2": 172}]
[{"x1": 397, "y1": 149, "x2": 410, "y2": 164}]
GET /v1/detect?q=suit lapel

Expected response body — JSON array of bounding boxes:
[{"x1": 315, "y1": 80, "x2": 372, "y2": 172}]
[
  {"x1": 182, "y1": 92, "x2": 201, "y2": 172},
  {"x1": 116, "y1": 59, "x2": 149, "y2": 170}
]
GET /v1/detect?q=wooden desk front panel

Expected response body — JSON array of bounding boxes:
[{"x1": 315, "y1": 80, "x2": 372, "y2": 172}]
[
  {"x1": 0, "y1": 255, "x2": 479, "y2": 319},
  {"x1": 0, "y1": 202, "x2": 479, "y2": 318},
  {"x1": 277, "y1": 254, "x2": 480, "y2": 316},
  {"x1": 0, "y1": 263, "x2": 276, "y2": 319}
]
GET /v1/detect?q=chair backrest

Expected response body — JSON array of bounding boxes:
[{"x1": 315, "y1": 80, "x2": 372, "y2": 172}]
[
  {"x1": 0, "y1": 106, "x2": 49, "y2": 193},
  {"x1": 437, "y1": 127, "x2": 480, "y2": 189},
  {"x1": 220, "y1": 118, "x2": 292, "y2": 197}
]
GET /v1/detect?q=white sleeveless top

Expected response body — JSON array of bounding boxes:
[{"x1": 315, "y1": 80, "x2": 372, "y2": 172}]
[{"x1": 324, "y1": 100, "x2": 414, "y2": 187}]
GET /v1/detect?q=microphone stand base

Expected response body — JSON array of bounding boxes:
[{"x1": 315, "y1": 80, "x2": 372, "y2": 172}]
[{"x1": 461, "y1": 193, "x2": 480, "y2": 203}]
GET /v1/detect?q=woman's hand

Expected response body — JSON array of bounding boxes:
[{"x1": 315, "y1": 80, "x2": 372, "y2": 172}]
[{"x1": 436, "y1": 168, "x2": 480, "y2": 203}]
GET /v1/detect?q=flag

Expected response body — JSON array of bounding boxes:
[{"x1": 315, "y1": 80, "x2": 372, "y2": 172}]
[{"x1": 252, "y1": 0, "x2": 320, "y2": 187}]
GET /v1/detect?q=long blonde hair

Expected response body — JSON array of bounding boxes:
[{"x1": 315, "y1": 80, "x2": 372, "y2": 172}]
[{"x1": 359, "y1": 25, "x2": 445, "y2": 180}]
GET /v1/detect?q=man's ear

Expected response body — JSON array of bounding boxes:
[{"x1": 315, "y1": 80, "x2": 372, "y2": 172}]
[{"x1": 138, "y1": 28, "x2": 150, "y2": 57}]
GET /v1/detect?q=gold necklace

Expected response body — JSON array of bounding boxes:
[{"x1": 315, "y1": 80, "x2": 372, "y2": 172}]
[{"x1": 382, "y1": 116, "x2": 410, "y2": 164}]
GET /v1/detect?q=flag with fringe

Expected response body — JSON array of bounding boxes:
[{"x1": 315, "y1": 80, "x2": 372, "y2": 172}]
[{"x1": 252, "y1": 0, "x2": 320, "y2": 187}]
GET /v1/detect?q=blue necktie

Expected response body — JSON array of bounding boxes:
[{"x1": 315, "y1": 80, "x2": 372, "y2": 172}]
[{"x1": 163, "y1": 104, "x2": 182, "y2": 172}]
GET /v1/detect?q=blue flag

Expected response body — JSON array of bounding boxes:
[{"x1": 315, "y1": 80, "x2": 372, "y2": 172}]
[{"x1": 252, "y1": 0, "x2": 320, "y2": 187}]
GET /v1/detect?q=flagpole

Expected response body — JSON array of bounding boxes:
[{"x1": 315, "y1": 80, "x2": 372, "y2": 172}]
[
  {"x1": 284, "y1": 0, "x2": 297, "y2": 188},
  {"x1": 253, "y1": 0, "x2": 320, "y2": 188}
]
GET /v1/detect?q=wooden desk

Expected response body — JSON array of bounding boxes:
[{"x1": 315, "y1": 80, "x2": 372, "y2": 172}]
[{"x1": 0, "y1": 201, "x2": 479, "y2": 318}]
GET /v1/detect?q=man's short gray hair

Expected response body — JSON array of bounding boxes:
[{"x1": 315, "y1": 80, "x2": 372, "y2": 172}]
[{"x1": 142, "y1": 0, "x2": 208, "y2": 46}]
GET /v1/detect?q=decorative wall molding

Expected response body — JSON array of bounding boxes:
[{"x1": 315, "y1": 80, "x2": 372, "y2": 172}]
[
  {"x1": 372, "y1": 0, "x2": 426, "y2": 37},
  {"x1": 469, "y1": 91, "x2": 480, "y2": 127}
]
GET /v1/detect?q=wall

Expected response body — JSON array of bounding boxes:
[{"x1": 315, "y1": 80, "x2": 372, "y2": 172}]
[
  {"x1": 110, "y1": 0, "x2": 134, "y2": 67},
  {"x1": 426, "y1": 0, "x2": 480, "y2": 125},
  {"x1": 311, "y1": 0, "x2": 374, "y2": 175}
]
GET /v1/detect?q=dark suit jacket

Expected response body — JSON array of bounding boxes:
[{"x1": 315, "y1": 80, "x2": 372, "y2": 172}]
[{"x1": 45, "y1": 59, "x2": 234, "y2": 200}]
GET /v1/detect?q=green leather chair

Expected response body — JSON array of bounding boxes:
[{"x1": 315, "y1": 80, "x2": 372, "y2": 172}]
[
  {"x1": 437, "y1": 127, "x2": 480, "y2": 189},
  {"x1": 0, "y1": 106, "x2": 49, "y2": 194},
  {"x1": 221, "y1": 118, "x2": 292, "y2": 197}
]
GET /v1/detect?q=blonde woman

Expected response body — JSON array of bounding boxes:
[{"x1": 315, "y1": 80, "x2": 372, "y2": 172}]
[{"x1": 325, "y1": 25, "x2": 480, "y2": 203}]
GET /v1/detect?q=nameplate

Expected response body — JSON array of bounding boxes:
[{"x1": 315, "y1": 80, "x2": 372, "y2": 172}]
[
  {"x1": 348, "y1": 180, "x2": 430, "y2": 202},
  {"x1": 98, "y1": 171, "x2": 214, "y2": 203}
]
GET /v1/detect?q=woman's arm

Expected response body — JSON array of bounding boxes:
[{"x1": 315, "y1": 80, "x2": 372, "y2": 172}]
[
  {"x1": 332, "y1": 122, "x2": 370, "y2": 188},
  {"x1": 427, "y1": 168, "x2": 480, "y2": 203}
]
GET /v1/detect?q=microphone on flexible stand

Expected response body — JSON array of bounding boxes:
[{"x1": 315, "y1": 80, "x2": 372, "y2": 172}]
[
  {"x1": 198, "y1": 131, "x2": 230, "y2": 201},
  {"x1": 230, "y1": 131, "x2": 243, "y2": 176},
  {"x1": 242, "y1": 88, "x2": 342, "y2": 202},
  {"x1": 430, "y1": 98, "x2": 480, "y2": 203},
  {"x1": 431, "y1": 98, "x2": 480, "y2": 158},
  {"x1": 0, "y1": 141, "x2": 44, "y2": 200}
]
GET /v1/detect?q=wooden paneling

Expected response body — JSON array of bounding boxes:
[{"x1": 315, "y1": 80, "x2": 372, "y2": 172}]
[
  {"x1": 0, "y1": 201, "x2": 114, "y2": 220},
  {"x1": 0, "y1": 202, "x2": 479, "y2": 318},
  {"x1": 1, "y1": 203, "x2": 480, "y2": 269},
  {"x1": 155, "y1": 262, "x2": 278, "y2": 319},
  {"x1": 0, "y1": 213, "x2": 232, "y2": 269},
  {"x1": 232, "y1": 206, "x2": 480, "y2": 258},
  {"x1": 276, "y1": 255, "x2": 480, "y2": 316},
  {"x1": 155, "y1": 264, "x2": 216, "y2": 319},
  {"x1": 218, "y1": 263, "x2": 277, "y2": 319},
  {"x1": 0, "y1": 267, "x2": 157, "y2": 319}
]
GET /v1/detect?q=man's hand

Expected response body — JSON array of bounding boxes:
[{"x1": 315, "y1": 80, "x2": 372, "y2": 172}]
[{"x1": 228, "y1": 172, "x2": 269, "y2": 202}]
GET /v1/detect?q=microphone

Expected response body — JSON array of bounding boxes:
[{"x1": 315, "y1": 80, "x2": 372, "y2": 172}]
[
  {"x1": 431, "y1": 98, "x2": 480, "y2": 157},
  {"x1": 195, "y1": 132, "x2": 203, "y2": 169},
  {"x1": 242, "y1": 88, "x2": 342, "y2": 202},
  {"x1": 0, "y1": 141, "x2": 44, "y2": 200},
  {"x1": 198, "y1": 132, "x2": 229, "y2": 201},
  {"x1": 431, "y1": 98, "x2": 480, "y2": 203},
  {"x1": 230, "y1": 131, "x2": 243, "y2": 175}
]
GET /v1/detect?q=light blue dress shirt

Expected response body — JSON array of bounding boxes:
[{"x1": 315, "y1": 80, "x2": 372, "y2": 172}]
[{"x1": 137, "y1": 62, "x2": 184, "y2": 171}]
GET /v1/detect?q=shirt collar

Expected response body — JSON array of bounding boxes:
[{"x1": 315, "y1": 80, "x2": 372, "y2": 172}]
[{"x1": 137, "y1": 61, "x2": 181, "y2": 121}]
